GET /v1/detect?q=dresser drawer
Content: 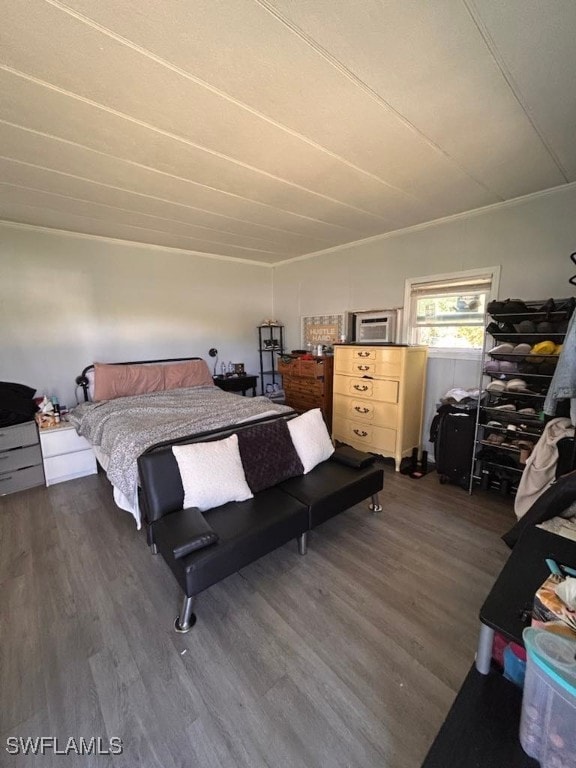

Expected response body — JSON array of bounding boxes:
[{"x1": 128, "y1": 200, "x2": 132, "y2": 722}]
[
  {"x1": 277, "y1": 357, "x2": 299, "y2": 376},
  {"x1": 278, "y1": 358, "x2": 327, "y2": 379},
  {"x1": 335, "y1": 348, "x2": 402, "y2": 377},
  {"x1": 0, "y1": 421, "x2": 39, "y2": 451},
  {"x1": 334, "y1": 376, "x2": 399, "y2": 403},
  {"x1": 332, "y1": 414, "x2": 397, "y2": 453},
  {"x1": 0, "y1": 464, "x2": 45, "y2": 495},
  {"x1": 333, "y1": 394, "x2": 398, "y2": 428},
  {"x1": 284, "y1": 379, "x2": 324, "y2": 397},
  {"x1": 40, "y1": 426, "x2": 92, "y2": 458},
  {"x1": 0, "y1": 444, "x2": 42, "y2": 472}
]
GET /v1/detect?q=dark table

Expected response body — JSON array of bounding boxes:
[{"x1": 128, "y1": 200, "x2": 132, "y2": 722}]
[
  {"x1": 213, "y1": 375, "x2": 258, "y2": 397},
  {"x1": 476, "y1": 526, "x2": 576, "y2": 673},
  {"x1": 423, "y1": 526, "x2": 576, "y2": 767},
  {"x1": 421, "y1": 665, "x2": 539, "y2": 767}
]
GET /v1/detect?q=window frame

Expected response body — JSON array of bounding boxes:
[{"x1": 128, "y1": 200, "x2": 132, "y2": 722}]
[{"x1": 402, "y1": 266, "x2": 501, "y2": 359}]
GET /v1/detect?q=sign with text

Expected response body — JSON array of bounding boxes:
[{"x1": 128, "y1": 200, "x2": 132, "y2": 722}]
[{"x1": 301, "y1": 315, "x2": 344, "y2": 348}]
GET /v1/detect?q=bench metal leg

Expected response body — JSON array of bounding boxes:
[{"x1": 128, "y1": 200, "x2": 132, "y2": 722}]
[
  {"x1": 174, "y1": 596, "x2": 196, "y2": 633},
  {"x1": 369, "y1": 493, "x2": 383, "y2": 513},
  {"x1": 146, "y1": 524, "x2": 158, "y2": 554},
  {"x1": 298, "y1": 532, "x2": 308, "y2": 555},
  {"x1": 475, "y1": 623, "x2": 494, "y2": 675}
]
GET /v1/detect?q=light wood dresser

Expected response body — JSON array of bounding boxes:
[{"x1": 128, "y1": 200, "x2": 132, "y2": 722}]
[{"x1": 332, "y1": 344, "x2": 427, "y2": 470}]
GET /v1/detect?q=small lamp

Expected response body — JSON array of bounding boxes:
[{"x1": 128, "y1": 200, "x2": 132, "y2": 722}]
[{"x1": 208, "y1": 347, "x2": 218, "y2": 376}]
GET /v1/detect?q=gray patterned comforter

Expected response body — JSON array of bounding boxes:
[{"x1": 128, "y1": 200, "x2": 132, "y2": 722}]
[{"x1": 70, "y1": 385, "x2": 292, "y2": 521}]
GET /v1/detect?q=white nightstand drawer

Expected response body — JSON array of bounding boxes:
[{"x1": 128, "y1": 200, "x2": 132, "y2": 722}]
[
  {"x1": 44, "y1": 450, "x2": 97, "y2": 486},
  {"x1": 40, "y1": 426, "x2": 92, "y2": 458},
  {"x1": 0, "y1": 444, "x2": 42, "y2": 472}
]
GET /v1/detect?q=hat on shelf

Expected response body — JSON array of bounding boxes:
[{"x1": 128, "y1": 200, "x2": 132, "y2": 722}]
[
  {"x1": 487, "y1": 381, "x2": 506, "y2": 392},
  {"x1": 539, "y1": 360, "x2": 558, "y2": 376},
  {"x1": 488, "y1": 343, "x2": 516, "y2": 360},
  {"x1": 499, "y1": 360, "x2": 519, "y2": 373},
  {"x1": 517, "y1": 320, "x2": 537, "y2": 334},
  {"x1": 505, "y1": 378, "x2": 529, "y2": 392},
  {"x1": 487, "y1": 299, "x2": 529, "y2": 315},
  {"x1": 536, "y1": 321, "x2": 554, "y2": 334},
  {"x1": 529, "y1": 340, "x2": 557, "y2": 363},
  {"x1": 486, "y1": 321, "x2": 517, "y2": 336},
  {"x1": 485, "y1": 359, "x2": 501, "y2": 374},
  {"x1": 513, "y1": 343, "x2": 532, "y2": 357}
]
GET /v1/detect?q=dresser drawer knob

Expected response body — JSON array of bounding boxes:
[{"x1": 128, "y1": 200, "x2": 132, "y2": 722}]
[
  {"x1": 357, "y1": 365, "x2": 370, "y2": 371},
  {"x1": 357, "y1": 351, "x2": 370, "y2": 358},
  {"x1": 354, "y1": 406, "x2": 369, "y2": 414},
  {"x1": 353, "y1": 384, "x2": 368, "y2": 391},
  {"x1": 353, "y1": 429, "x2": 368, "y2": 437}
]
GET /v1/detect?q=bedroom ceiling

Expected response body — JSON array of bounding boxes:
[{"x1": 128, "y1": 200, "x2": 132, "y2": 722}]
[{"x1": 0, "y1": 0, "x2": 575, "y2": 265}]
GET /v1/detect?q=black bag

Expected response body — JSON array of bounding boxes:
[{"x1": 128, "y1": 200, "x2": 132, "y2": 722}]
[{"x1": 429, "y1": 404, "x2": 477, "y2": 489}]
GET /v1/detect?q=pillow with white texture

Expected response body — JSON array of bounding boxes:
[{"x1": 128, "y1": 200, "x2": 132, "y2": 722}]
[
  {"x1": 172, "y1": 434, "x2": 253, "y2": 511},
  {"x1": 286, "y1": 408, "x2": 334, "y2": 474}
]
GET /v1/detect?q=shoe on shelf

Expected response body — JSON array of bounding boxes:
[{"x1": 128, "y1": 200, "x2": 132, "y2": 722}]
[{"x1": 493, "y1": 403, "x2": 517, "y2": 411}]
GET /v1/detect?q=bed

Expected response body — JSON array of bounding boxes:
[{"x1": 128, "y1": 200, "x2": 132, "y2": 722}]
[{"x1": 70, "y1": 357, "x2": 293, "y2": 528}]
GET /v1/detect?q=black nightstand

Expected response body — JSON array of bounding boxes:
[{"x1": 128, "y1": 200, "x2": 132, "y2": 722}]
[{"x1": 213, "y1": 375, "x2": 258, "y2": 397}]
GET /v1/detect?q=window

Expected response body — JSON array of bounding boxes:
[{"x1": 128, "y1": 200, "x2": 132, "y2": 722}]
[{"x1": 404, "y1": 267, "x2": 500, "y2": 356}]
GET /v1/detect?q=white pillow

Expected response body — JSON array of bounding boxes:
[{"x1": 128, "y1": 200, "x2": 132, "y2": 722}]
[
  {"x1": 172, "y1": 434, "x2": 253, "y2": 511},
  {"x1": 287, "y1": 408, "x2": 334, "y2": 474}
]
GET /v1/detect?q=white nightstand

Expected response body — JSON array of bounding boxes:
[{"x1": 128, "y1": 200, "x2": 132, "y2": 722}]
[{"x1": 39, "y1": 422, "x2": 97, "y2": 486}]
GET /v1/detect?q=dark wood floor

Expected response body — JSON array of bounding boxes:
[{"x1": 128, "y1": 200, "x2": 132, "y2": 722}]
[{"x1": 0, "y1": 464, "x2": 516, "y2": 768}]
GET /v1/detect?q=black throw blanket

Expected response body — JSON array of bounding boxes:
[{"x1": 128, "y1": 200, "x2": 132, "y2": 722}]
[{"x1": 0, "y1": 381, "x2": 37, "y2": 428}]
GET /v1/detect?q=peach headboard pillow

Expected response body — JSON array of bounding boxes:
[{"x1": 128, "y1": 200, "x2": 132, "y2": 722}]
[
  {"x1": 163, "y1": 360, "x2": 214, "y2": 390},
  {"x1": 93, "y1": 363, "x2": 166, "y2": 401},
  {"x1": 92, "y1": 360, "x2": 215, "y2": 401}
]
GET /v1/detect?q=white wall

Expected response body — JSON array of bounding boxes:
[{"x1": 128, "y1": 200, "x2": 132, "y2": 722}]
[
  {"x1": 272, "y1": 185, "x2": 576, "y2": 458},
  {"x1": 1, "y1": 225, "x2": 273, "y2": 407},
  {"x1": 2, "y1": 185, "x2": 575, "y2": 437}
]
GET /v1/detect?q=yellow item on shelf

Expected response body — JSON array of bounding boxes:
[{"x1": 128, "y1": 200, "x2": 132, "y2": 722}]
[
  {"x1": 529, "y1": 340, "x2": 557, "y2": 363},
  {"x1": 555, "y1": 343, "x2": 563, "y2": 356}
]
